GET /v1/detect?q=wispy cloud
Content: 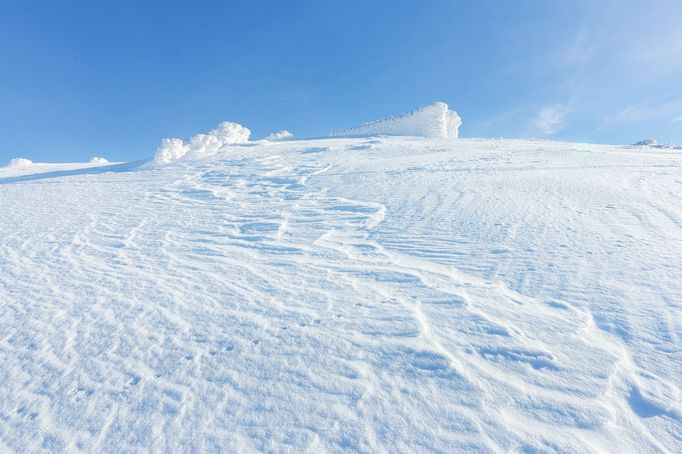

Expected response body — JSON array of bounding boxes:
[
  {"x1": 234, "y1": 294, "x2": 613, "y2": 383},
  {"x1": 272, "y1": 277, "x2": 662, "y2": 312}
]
[
  {"x1": 593, "y1": 94, "x2": 682, "y2": 134},
  {"x1": 529, "y1": 104, "x2": 571, "y2": 135}
]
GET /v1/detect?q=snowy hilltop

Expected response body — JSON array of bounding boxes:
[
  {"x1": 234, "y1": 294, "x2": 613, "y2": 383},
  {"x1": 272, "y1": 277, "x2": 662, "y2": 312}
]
[
  {"x1": 2, "y1": 117, "x2": 682, "y2": 453},
  {"x1": 333, "y1": 101, "x2": 462, "y2": 139},
  {"x1": 151, "y1": 102, "x2": 462, "y2": 165}
]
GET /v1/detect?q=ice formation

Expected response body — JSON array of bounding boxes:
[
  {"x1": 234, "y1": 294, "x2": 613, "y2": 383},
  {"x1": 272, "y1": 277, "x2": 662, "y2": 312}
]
[
  {"x1": 7, "y1": 157, "x2": 33, "y2": 167},
  {"x1": 333, "y1": 102, "x2": 462, "y2": 139},
  {"x1": 153, "y1": 121, "x2": 251, "y2": 164},
  {"x1": 264, "y1": 130, "x2": 294, "y2": 141},
  {"x1": 89, "y1": 157, "x2": 110, "y2": 164}
]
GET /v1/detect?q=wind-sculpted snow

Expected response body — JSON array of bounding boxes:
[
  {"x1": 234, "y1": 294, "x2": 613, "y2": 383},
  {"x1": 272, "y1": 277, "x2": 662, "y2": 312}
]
[
  {"x1": 1, "y1": 137, "x2": 681, "y2": 452},
  {"x1": 333, "y1": 102, "x2": 462, "y2": 139},
  {"x1": 153, "y1": 121, "x2": 251, "y2": 164}
]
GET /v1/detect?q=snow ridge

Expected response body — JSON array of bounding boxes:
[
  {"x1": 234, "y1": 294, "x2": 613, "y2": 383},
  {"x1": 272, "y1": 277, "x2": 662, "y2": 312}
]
[{"x1": 333, "y1": 102, "x2": 462, "y2": 139}]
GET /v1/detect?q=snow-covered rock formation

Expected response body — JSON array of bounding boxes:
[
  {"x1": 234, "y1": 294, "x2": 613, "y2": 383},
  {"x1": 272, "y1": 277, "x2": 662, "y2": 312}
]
[
  {"x1": 89, "y1": 157, "x2": 110, "y2": 165},
  {"x1": 333, "y1": 102, "x2": 462, "y2": 139},
  {"x1": 632, "y1": 139, "x2": 679, "y2": 150},
  {"x1": 153, "y1": 121, "x2": 251, "y2": 164},
  {"x1": 264, "y1": 130, "x2": 294, "y2": 141},
  {"x1": 633, "y1": 139, "x2": 657, "y2": 146}
]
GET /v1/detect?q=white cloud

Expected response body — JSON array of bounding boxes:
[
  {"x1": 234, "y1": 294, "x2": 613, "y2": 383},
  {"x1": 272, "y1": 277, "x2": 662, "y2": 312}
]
[{"x1": 529, "y1": 104, "x2": 570, "y2": 135}]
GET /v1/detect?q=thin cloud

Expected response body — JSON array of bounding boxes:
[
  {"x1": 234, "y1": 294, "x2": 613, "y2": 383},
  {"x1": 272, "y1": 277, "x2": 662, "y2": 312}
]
[{"x1": 529, "y1": 104, "x2": 571, "y2": 135}]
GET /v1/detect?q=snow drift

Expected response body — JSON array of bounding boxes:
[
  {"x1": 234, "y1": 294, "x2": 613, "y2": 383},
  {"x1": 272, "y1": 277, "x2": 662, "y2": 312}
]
[
  {"x1": 333, "y1": 102, "x2": 462, "y2": 139},
  {"x1": 153, "y1": 121, "x2": 251, "y2": 164}
]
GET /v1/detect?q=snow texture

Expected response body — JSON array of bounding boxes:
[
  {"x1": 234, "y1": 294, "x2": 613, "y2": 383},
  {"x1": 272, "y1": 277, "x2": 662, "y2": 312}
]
[
  {"x1": 264, "y1": 130, "x2": 294, "y2": 141},
  {"x1": 1, "y1": 137, "x2": 681, "y2": 452},
  {"x1": 153, "y1": 121, "x2": 251, "y2": 164},
  {"x1": 333, "y1": 102, "x2": 462, "y2": 139}
]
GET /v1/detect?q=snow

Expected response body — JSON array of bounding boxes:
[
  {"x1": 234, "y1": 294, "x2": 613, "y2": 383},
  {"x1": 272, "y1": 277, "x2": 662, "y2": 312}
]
[
  {"x1": 1, "y1": 136, "x2": 681, "y2": 452},
  {"x1": 634, "y1": 139, "x2": 658, "y2": 146},
  {"x1": 0, "y1": 158, "x2": 120, "y2": 179},
  {"x1": 633, "y1": 139, "x2": 680, "y2": 150},
  {"x1": 7, "y1": 157, "x2": 33, "y2": 167},
  {"x1": 264, "y1": 130, "x2": 294, "y2": 141},
  {"x1": 153, "y1": 121, "x2": 251, "y2": 164},
  {"x1": 333, "y1": 102, "x2": 462, "y2": 139}
]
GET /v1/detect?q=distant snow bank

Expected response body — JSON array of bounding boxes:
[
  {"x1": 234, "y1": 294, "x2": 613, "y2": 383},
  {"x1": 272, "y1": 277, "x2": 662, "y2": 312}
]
[
  {"x1": 89, "y1": 157, "x2": 110, "y2": 164},
  {"x1": 333, "y1": 102, "x2": 462, "y2": 139},
  {"x1": 7, "y1": 158, "x2": 33, "y2": 167},
  {"x1": 153, "y1": 121, "x2": 251, "y2": 164}
]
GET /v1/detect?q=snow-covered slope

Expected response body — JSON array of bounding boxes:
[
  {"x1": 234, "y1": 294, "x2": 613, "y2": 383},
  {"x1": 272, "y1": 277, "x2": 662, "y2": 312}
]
[
  {"x1": 0, "y1": 158, "x2": 117, "y2": 179},
  {"x1": 333, "y1": 102, "x2": 462, "y2": 139},
  {"x1": 1, "y1": 137, "x2": 681, "y2": 452}
]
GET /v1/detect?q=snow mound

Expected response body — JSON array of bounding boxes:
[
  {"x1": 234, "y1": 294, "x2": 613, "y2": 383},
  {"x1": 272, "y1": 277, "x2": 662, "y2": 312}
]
[
  {"x1": 89, "y1": 157, "x2": 110, "y2": 165},
  {"x1": 333, "y1": 102, "x2": 462, "y2": 139},
  {"x1": 7, "y1": 158, "x2": 33, "y2": 167},
  {"x1": 153, "y1": 121, "x2": 251, "y2": 164},
  {"x1": 264, "y1": 130, "x2": 294, "y2": 141}
]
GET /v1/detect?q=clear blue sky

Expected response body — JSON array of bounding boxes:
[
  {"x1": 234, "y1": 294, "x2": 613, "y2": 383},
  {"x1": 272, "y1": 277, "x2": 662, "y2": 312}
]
[{"x1": 1, "y1": 0, "x2": 681, "y2": 163}]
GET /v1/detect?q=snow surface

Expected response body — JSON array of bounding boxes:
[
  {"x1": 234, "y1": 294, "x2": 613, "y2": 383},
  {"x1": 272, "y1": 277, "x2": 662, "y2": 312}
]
[
  {"x1": 333, "y1": 102, "x2": 462, "y2": 139},
  {"x1": 1, "y1": 136, "x2": 682, "y2": 452},
  {"x1": 0, "y1": 159, "x2": 120, "y2": 179}
]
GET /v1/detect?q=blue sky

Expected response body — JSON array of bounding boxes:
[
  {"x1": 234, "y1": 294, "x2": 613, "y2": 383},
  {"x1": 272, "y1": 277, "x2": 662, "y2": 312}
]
[{"x1": 1, "y1": 0, "x2": 681, "y2": 163}]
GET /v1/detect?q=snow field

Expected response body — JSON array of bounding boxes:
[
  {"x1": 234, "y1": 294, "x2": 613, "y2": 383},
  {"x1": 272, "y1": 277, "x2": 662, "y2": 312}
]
[{"x1": 0, "y1": 137, "x2": 681, "y2": 452}]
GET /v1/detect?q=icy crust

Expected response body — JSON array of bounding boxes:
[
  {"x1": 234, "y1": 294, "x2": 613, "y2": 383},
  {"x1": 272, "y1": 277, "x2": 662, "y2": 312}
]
[
  {"x1": 333, "y1": 102, "x2": 462, "y2": 139},
  {"x1": 153, "y1": 121, "x2": 251, "y2": 164}
]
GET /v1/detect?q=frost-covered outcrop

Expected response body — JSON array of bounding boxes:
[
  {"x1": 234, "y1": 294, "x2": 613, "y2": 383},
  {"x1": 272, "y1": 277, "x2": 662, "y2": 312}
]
[
  {"x1": 7, "y1": 158, "x2": 33, "y2": 167},
  {"x1": 153, "y1": 121, "x2": 251, "y2": 164},
  {"x1": 633, "y1": 139, "x2": 679, "y2": 150},
  {"x1": 264, "y1": 130, "x2": 294, "y2": 141},
  {"x1": 89, "y1": 157, "x2": 110, "y2": 165},
  {"x1": 333, "y1": 102, "x2": 462, "y2": 139},
  {"x1": 633, "y1": 139, "x2": 657, "y2": 146}
]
